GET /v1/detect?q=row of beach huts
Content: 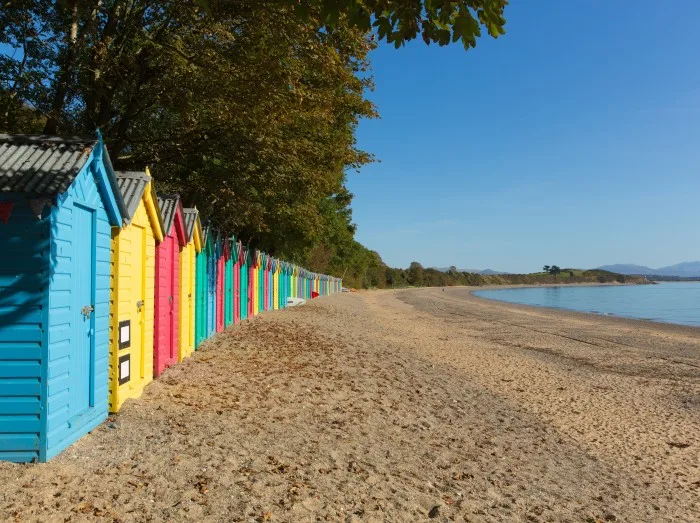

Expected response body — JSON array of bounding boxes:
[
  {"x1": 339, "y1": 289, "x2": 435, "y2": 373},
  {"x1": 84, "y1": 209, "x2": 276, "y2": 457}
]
[{"x1": 0, "y1": 133, "x2": 342, "y2": 463}]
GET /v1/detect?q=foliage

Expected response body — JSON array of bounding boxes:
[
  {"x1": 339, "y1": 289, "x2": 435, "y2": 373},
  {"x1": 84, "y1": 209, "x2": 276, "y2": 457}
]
[
  {"x1": 282, "y1": 0, "x2": 508, "y2": 50},
  {"x1": 345, "y1": 261, "x2": 648, "y2": 289},
  {"x1": 0, "y1": 1, "x2": 376, "y2": 262},
  {"x1": 0, "y1": 0, "x2": 509, "y2": 287}
]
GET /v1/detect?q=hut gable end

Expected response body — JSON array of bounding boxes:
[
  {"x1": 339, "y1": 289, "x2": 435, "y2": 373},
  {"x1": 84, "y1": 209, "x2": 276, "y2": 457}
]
[{"x1": 45, "y1": 159, "x2": 113, "y2": 460}]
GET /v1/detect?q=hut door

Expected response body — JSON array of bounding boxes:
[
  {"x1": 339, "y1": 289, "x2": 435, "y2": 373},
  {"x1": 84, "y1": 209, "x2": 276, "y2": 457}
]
[
  {"x1": 169, "y1": 244, "x2": 178, "y2": 360},
  {"x1": 132, "y1": 224, "x2": 145, "y2": 382},
  {"x1": 73, "y1": 204, "x2": 95, "y2": 416}
]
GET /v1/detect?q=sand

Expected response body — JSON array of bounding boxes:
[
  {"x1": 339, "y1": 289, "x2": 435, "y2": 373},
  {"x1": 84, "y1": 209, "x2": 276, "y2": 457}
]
[{"x1": 1, "y1": 287, "x2": 699, "y2": 522}]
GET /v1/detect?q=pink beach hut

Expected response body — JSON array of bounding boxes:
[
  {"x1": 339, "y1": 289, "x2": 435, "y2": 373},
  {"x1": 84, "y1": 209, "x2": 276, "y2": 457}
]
[{"x1": 154, "y1": 195, "x2": 187, "y2": 377}]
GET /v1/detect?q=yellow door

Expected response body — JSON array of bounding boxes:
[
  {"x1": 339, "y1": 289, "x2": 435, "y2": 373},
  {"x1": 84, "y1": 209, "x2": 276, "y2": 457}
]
[
  {"x1": 189, "y1": 245, "x2": 196, "y2": 351},
  {"x1": 132, "y1": 223, "x2": 146, "y2": 386},
  {"x1": 179, "y1": 242, "x2": 192, "y2": 361}
]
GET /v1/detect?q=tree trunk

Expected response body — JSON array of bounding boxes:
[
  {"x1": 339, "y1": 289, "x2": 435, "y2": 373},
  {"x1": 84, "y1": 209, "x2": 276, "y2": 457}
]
[{"x1": 43, "y1": 0, "x2": 79, "y2": 134}]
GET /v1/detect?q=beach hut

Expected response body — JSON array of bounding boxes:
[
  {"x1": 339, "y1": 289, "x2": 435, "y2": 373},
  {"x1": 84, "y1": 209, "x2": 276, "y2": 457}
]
[
  {"x1": 215, "y1": 233, "x2": 225, "y2": 333},
  {"x1": 239, "y1": 246, "x2": 249, "y2": 321},
  {"x1": 224, "y1": 238, "x2": 233, "y2": 327},
  {"x1": 263, "y1": 253, "x2": 270, "y2": 311},
  {"x1": 251, "y1": 250, "x2": 257, "y2": 315},
  {"x1": 0, "y1": 133, "x2": 124, "y2": 462},
  {"x1": 257, "y1": 251, "x2": 264, "y2": 314},
  {"x1": 206, "y1": 230, "x2": 217, "y2": 337},
  {"x1": 276, "y1": 262, "x2": 284, "y2": 309},
  {"x1": 195, "y1": 225, "x2": 213, "y2": 348},
  {"x1": 283, "y1": 263, "x2": 291, "y2": 308},
  {"x1": 154, "y1": 195, "x2": 186, "y2": 377},
  {"x1": 181, "y1": 208, "x2": 202, "y2": 361},
  {"x1": 272, "y1": 259, "x2": 280, "y2": 310},
  {"x1": 110, "y1": 170, "x2": 164, "y2": 413},
  {"x1": 276, "y1": 262, "x2": 283, "y2": 309},
  {"x1": 268, "y1": 257, "x2": 274, "y2": 310},
  {"x1": 250, "y1": 250, "x2": 259, "y2": 316},
  {"x1": 232, "y1": 240, "x2": 241, "y2": 324},
  {"x1": 245, "y1": 248, "x2": 252, "y2": 318}
]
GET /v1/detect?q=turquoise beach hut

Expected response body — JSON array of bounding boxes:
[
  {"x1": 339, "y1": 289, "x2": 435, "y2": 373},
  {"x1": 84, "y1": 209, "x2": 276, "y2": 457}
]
[
  {"x1": 195, "y1": 225, "x2": 213, "y2": 347},
  {"x1": 0, "y1": 134, "x2": 124, "y2": 462},
  {"x1": 239, "y1": 246, "x2": 249, "y2": 321}
]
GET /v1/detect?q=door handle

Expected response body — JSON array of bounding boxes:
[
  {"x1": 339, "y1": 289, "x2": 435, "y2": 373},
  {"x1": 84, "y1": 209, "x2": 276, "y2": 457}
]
[
  {"x1": 81, "y1": 305, "x2": 94, "y2": 318},
  {"x1": 168, "y1": 296, "x2": 173, "y2": 304},
  {"x1": 136, "y1": 300, "x2": 144, "y2": 309}
]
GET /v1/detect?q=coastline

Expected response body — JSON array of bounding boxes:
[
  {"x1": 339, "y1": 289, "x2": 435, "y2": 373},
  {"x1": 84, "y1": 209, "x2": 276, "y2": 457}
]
[
  {"x1": 466, "y1": 283, "x2": 700, "y2": 333},
  {"x1": 1, "y1": 289, "x2": 698, "y2": 521}
]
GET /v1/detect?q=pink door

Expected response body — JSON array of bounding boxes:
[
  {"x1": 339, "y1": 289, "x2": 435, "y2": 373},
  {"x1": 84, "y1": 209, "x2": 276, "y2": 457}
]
[
  {"x1": 248, "y1": 265, "x2": 254, "y2": 316},
  {"x1": 169, "y1": 242, "x2": 179, "y2": 362},
  {"x1": 216, "y1": 253, "x2": 224, "y2": 332},
  {"x1": 155, "y1": 236, "x2": 174, "y2": 377}
]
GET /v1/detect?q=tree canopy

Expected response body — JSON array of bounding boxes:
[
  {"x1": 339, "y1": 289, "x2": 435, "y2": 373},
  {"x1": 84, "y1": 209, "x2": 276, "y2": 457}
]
[
  {"x1": 277, "y1": 0, "x2": 508, "y2": 49},
  {"x1": 0, "y1": 0, "x2": 508, "y2": 283}
]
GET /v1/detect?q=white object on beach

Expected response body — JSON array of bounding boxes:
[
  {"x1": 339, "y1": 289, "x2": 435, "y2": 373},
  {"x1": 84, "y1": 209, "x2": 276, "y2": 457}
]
[{"x1": 287, "y1": 297, "x2": 306, "y2": 307}]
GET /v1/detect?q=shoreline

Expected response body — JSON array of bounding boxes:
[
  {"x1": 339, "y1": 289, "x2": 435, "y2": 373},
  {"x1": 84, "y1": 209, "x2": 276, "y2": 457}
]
[{"x1": 464, "y1": 283, "x2": 700, "y2": 333}]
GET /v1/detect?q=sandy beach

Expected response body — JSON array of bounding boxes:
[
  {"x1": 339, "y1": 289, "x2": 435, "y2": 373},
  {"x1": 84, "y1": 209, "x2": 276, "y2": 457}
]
[{"x1": 1, "y1": 287, "x2": 699, "y2": 522}]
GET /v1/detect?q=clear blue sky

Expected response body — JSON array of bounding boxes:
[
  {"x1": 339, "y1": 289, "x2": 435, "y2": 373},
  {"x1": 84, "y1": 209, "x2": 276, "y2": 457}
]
[{"x1": 348, "y1": 0, "x2": 700, "y2": 273}]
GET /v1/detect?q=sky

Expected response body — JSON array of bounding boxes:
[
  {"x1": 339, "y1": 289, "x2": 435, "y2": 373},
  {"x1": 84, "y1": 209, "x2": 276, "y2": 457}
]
[{"x1": 348, "y1": 0, "x2": 700, "y2": 273}]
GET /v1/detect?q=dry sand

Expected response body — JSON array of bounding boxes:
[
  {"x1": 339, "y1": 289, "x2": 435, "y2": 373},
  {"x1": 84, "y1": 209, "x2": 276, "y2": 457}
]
[{"x1": 1, "y1": 287, "x2": 699, "y2": 522}]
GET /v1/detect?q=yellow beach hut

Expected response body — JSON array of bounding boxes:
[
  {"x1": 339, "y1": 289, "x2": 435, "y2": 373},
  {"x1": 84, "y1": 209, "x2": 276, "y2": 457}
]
[
  {"x1": 252, "y1": 250, "x2": 260, "y2": 316},
  {"x1": 180, "y1": 208, "x2": 203, "y2": 362},
  {"x1": 110, "y1": 170, "x2": 164, "y2": 413}
]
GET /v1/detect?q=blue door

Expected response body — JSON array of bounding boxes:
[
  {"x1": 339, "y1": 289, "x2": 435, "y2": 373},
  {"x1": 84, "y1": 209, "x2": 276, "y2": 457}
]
[{"x1": 72, "y1": 204, "x2": 94, "y2": 417}]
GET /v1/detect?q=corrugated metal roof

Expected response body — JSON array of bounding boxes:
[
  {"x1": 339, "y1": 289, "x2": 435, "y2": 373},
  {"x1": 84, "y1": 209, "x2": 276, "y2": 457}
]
[
  {"x1": 157, "y1": 194, "x2": 181, "y2": 234},
  {"x1": 183, "y1": 208, "x2": 199, "y2": 242},
  {"x1": 0, "y1": 134, "x2": 98, "y2": 195},
  {"x1": 115, "y1": 171, "x2": 150, "y2": 223}
]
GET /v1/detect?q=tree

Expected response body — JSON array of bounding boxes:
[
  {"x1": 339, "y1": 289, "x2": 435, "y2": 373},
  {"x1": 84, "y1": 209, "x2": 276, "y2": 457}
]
[
  {"x1": 407, "y1": 262, "x2": 425, "y2": 286},
  {"x1": 1, "y1": 1, "x2": 376, "y2": 259},
  {"x1": 0, "y1": 0, "x2": 510, "y2": 286},
  {"x1": 543, "y1": 265, "x2": 551, "y2": 273},
  {"x1": 282, "y1": 0, "x2": 508, "y2": 50},
  {"x1": 550, "y1": 265, "x2": 561, "y2": 277}
]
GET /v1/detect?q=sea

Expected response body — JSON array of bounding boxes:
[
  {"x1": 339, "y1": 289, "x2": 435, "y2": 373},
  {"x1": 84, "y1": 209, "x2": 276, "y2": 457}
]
[{"x1": 473, "y1": 282, "x2": 700, "y2": 327}]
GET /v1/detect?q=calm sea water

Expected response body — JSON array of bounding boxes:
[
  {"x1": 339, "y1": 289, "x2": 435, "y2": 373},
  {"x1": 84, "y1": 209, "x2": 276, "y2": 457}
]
[{"x1": 473, "y1": 282, "x2": 700, "y2": 327}]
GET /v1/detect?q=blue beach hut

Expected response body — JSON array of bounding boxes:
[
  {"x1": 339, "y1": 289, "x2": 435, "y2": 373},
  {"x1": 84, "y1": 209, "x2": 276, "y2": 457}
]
[
  {"x1": 0, "y1": 134, "x2": 124, "y2": 462},
  {"x1": 206, "y1": 228, "x2": 217, "y2": 338}
]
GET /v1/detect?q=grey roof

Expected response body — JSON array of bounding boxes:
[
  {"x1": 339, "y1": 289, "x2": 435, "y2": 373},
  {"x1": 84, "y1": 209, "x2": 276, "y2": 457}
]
[
  {"x1": 157, "y1": 194, "x2": 181, "y2": 234},
  {"x1": 115, "y1": 171, "x2": 151, "y2": 223},
  {"x1": 183, "y1": 208, "x2": 199, "y2": 242},
  {"x1": 0, "y1": 134, "x2": 98, "y2": 195}
]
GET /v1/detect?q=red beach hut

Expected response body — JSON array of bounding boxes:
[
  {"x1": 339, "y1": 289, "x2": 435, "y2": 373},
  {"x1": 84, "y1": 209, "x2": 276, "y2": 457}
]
[{"x1": 154, "y1": 195, "x2": 187, "y2": 377}]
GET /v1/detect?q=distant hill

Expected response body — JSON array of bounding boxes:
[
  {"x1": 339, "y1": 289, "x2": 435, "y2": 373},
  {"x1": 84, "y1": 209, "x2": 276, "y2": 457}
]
[
  {"x1": 597, "y1": 261, "x2": 700, "y2": 278},
  {"x1": 386, "y1": 267, "x2": 647, "y2": 289},
  {"x1": 433, "y1": 267, "x2": 507, "y2": 275}
]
